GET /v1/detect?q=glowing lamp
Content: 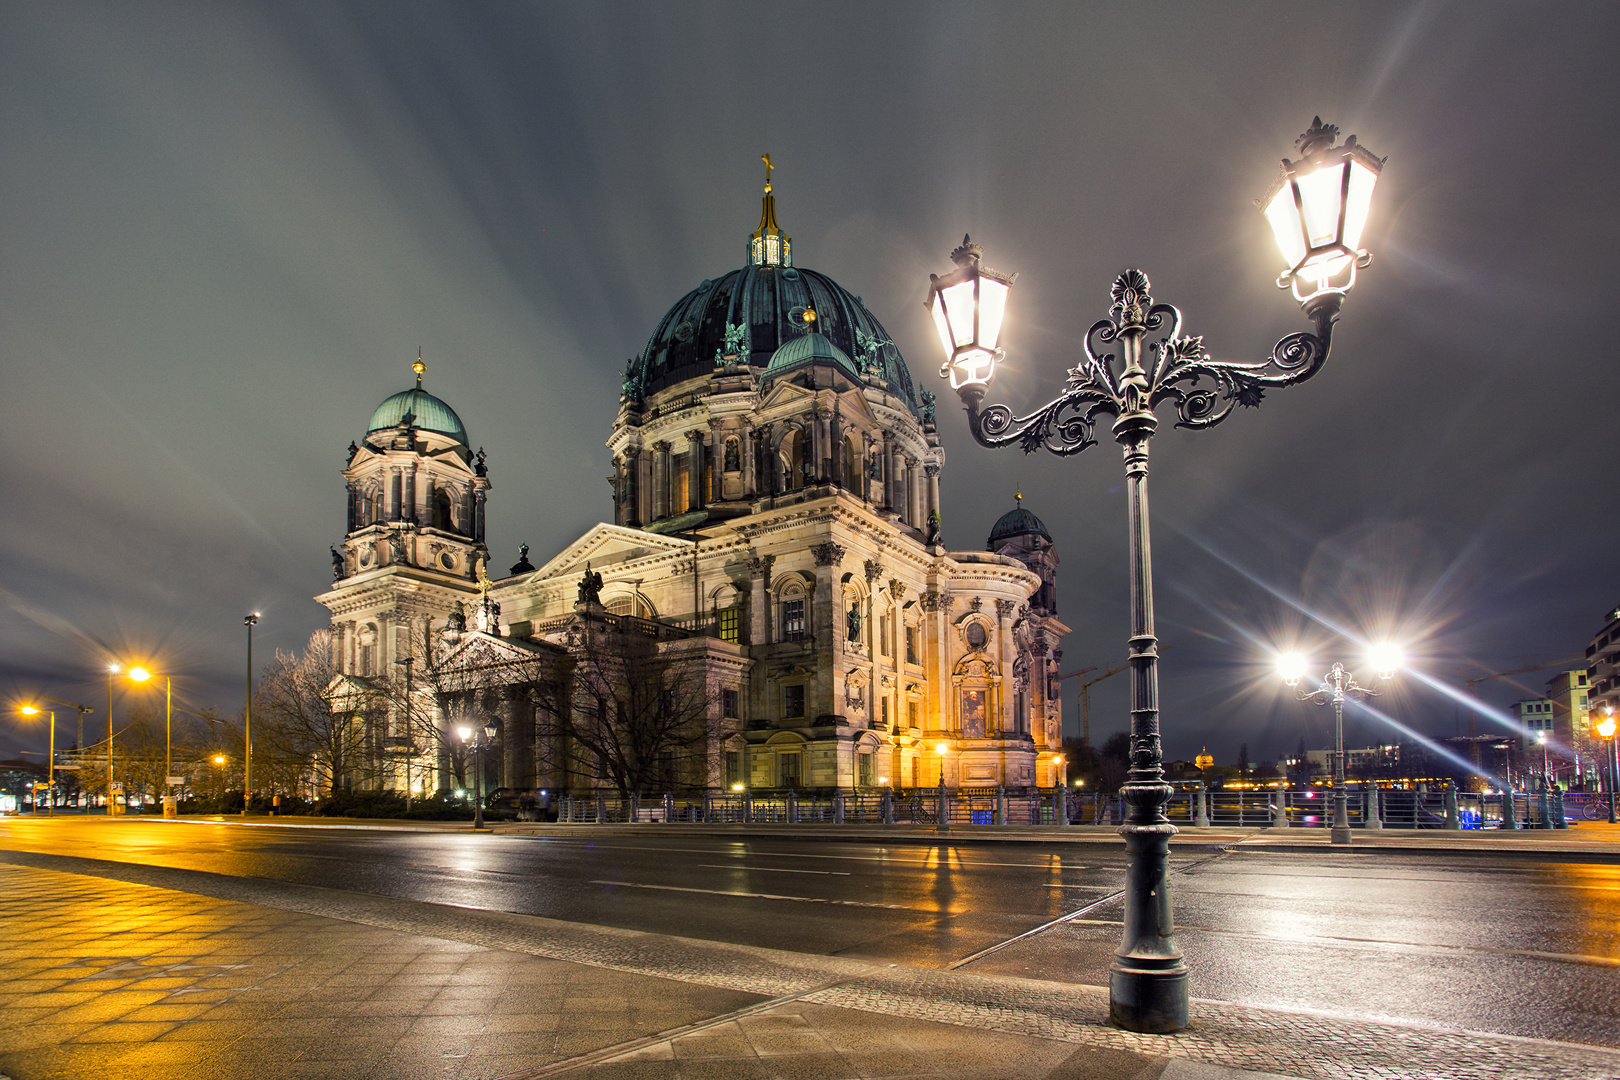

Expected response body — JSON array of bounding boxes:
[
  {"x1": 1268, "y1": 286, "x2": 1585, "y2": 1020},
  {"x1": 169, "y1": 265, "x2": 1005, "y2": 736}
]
[
  {"x1": 1598, "y1": 716, "x2": 1617, "y2": 740},
  {"x1": 128, "y1": 667, "x2": 152, "y2": 682},
  {"x1": 731, "y1": 783, "x2": 745, "y2": 792},
  {"x1": 935, "y1": 742, "x2": 950, "y2": 755},
  {"x1": 19, "y1": 705, "x2": 39, "y2": 716},
  {"x1": 928, "y1": 235, "x2": 1016, "y2": 394},
  {"x1": 483, "y1": 723, "x2": 497, "y2": 740},
  {"x1": 457, "y1": 726, "x2": 473, "y2": 742},
  {"x1": 213, "y1": 755, "x2": 225, "y2": 765},
  {"x1": 1366, "y1": 643, "x2": 1403, "y2": 681},
  {"x1": 1275, "y1": 651, "x2": 1308, "y2": 687},
  {"x1": 1261, "y1": 117, "x2": 1384, "y2": 302}
]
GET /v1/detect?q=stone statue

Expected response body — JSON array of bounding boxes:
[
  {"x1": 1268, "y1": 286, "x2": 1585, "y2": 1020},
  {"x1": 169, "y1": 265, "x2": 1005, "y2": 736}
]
[
  {"x1": 578, "y1": 562, "x2": 604, "y2": 605},
  {"x1": 330, "y1": 546, "x2": 345, "y2": 580},
  {"x1": 724, "y1": 438, "x2": 740, "y2": 473},
  {"x1": 388, "y1": 531, "x2": 407, "y2": 564},
  {"x1": 846, "y1": 602, "x2": 863, "y2": 642},
  {"x1": 925, "y1": 510, "x2": 943, "y2": 547},
  {"x1": 446, "y1": 601, "x2": 467, "y2": 632}
]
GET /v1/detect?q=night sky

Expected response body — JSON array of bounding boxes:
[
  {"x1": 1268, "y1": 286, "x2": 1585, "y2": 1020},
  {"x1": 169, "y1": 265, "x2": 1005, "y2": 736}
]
[{"x1": 4, "y1": 2, "x2": 1617, "y2": 770}]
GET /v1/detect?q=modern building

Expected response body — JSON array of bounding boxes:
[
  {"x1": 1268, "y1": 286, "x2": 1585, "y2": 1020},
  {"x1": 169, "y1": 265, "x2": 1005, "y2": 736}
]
[
  {"x1": 1545, "y1": 669, "x2": 1594, "y2": 786},
  {"x1": 315, "y1": 174, "x2": 1071, "y2": 799},
  {"x1": 1585, "y1": 603, "x2": 1620, "y2": 722}
]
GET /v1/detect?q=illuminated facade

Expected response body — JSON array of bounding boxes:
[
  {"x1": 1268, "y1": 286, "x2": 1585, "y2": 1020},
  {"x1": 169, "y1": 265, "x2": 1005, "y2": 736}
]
[{"x1": 316, "y1": 174, "x2": 1070, "y2": 796}]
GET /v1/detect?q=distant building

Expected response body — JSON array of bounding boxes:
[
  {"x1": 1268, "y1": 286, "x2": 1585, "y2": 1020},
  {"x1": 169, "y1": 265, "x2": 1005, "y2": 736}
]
[
  {"x1": 1515, "y1": 698, "x2": 1555, "y2": 746},
  {"x1": 1546, "y1": 669, "x2": 1594, "y2": 786},
  {"x1": 1305, "y1": 744, "x2": 1399, "y2": 775},
  {"x1": 1585, "y1": 603, "x2": 1620, "y2": 723}
]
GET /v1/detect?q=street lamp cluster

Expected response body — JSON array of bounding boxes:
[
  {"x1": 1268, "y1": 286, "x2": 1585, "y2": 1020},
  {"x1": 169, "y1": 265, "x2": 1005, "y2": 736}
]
[
  {"x1": 13, "y1": 612, "x2": 262, "y2": 816},
  {"x1": 929, "y1": 116, "x2": 1385, "y2": 1034}
]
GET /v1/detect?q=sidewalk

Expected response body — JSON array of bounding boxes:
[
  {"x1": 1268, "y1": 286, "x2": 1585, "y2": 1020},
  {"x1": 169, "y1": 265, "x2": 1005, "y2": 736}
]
[{"x1": 1, "y1": 855, "x2": 1615, "y2": 1080}]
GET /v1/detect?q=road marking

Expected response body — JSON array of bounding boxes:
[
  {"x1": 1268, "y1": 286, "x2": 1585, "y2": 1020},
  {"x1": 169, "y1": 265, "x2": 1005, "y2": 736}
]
[
  {"x1": 697, "y1": 864, "x2": 851, "y2": 875},
  {"x1": 591, "y1": 880, "x2": 928, "y2": 911},
  {"x1": 532, "y1": 837, "x2": 1106, "y2": 871}
]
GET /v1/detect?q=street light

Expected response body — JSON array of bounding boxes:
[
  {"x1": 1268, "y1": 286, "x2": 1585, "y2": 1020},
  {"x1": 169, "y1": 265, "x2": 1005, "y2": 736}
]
[
  {"x1": 124, "y1": 667, "x2": 178, "y2": 812},
  {"x1": 106, "y1": 663, "x2": 122, "y2": 815},
  {"x1": 245, "y1": 613, "x2": 259, "y2": 815},
  {"x1": 1279, "y1": 650, "x2": 1397, "y2": 846},
  {"x1": 1597, "y1": 708, "x2": 1618, "y2": 824},
  {"x1": 18, "y1": 696, "x2": 93, "y2": 815},
  {"x1": 931, "y1": 117, "x2": 1385, "y2": 1034},
  {"x1": 459, "y1": 723, "x2": 497, "y2": 830}
]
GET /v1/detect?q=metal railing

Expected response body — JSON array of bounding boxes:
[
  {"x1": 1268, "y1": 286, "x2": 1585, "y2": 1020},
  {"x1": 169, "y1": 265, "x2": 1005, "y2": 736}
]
[{"x1": 548, "y1": 783, "x2": 1586, "y2": 831}]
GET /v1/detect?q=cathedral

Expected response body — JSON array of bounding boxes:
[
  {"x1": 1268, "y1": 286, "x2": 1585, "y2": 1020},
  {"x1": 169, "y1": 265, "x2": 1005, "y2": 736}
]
[{"x1": 316, "y1": 168, "x2": 1070, "y2": 800}]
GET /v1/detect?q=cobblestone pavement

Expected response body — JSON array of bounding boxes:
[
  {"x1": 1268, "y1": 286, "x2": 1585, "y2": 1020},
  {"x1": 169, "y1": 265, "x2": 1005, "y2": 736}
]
[{"x1": 1, "y1": 859, "x2": 1617, "y2": 1080}]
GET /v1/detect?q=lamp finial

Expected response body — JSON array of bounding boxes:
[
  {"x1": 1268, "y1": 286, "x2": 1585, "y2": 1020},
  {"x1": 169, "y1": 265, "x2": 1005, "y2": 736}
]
[{"x1": 413, "y1": 350, "x2": 426, "y2": 388}]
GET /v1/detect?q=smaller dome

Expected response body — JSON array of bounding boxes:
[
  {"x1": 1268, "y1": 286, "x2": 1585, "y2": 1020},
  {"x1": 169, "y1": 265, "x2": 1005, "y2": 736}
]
[
  {"x1": 763, "y1": 332, "x2": 862, "y2": 384},
  {"x1": 988, "y1": 499, "x2": 1051, "y2": 546},
  {"x1": 368, "y1": 388, "x2": 467, "y2": 446}
]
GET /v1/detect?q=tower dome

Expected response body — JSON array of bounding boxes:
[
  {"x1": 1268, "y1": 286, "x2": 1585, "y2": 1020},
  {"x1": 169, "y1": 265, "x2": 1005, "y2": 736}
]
[
  {"x1": 366, "y1": 358, "x2": 468, "y2": 446},
  {"x1": 988, "y1": 493, "x2": 1052, "y2": 547},
  {"x1": 623, "y1": 163, "x2": 920, "y2": 413}
]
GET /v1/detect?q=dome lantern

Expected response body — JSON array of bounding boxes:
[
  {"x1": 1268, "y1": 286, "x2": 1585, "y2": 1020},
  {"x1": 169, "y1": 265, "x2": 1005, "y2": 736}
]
[{"x1": 749, "y1": 153, "x2": 792, "y2": 268}]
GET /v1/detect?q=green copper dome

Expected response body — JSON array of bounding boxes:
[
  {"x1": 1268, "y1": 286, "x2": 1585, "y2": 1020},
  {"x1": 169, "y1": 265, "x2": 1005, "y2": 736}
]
[
  {"x1": 367, "y1": 388, "x2": 468, "y2": 446},
  {"x1": 762, "y1": 332, "x2": 862, "y2": 384},
  {"x1": 988, "y1": 499, "x2": 1051, "y2": 547}
]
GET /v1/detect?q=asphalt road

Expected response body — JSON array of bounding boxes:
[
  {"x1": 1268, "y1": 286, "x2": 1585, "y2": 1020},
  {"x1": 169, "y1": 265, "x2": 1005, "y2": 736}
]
[{"x1": 3, "y1": 817, "x2": 1616, "y2": 1049}]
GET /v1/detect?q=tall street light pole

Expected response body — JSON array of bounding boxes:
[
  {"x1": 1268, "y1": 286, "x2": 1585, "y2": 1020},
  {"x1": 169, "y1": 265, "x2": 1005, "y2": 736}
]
[
  {"x1": 928, "y1": 118, "x2": 1385, "y2": 1034},
  {"x1": 20, "y1": 697, "x2": 94, "y2": 815},
  {"x1": 1278, "y1": 651, "x2": 1399, "y2": 844},
  {"x1": 106, "y1": 663, "x2": 122, "y2": 815},
  {"x1": 459, "y1": 724, "x2": 497, "y2": 830},
  {"x1": 396, "y1": 655, "x2": 415, "y2": 811},
  {"x1": 245, "y1": 613, "x2": 259, "y2": 814}
]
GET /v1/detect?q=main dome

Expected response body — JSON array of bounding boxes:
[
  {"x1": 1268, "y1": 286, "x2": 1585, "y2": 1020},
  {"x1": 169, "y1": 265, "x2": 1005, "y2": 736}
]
[
  {"x1": 368, "y1": 387, "x2": 468, "y2": 446},
  {"x1": 629, "y1": 263, "x2": 921, "y2": 414}
]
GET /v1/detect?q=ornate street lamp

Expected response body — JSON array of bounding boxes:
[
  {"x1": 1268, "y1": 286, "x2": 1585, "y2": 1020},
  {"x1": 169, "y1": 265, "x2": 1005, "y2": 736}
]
[
  {"x1": 1279, "y1": 648, "x2": 1399, "y2": 846},
  {"x1": 930, "y1": 117, "x2": 1384, "y2": 1034},
  {"x1": 459, "y1": 723, "x2": 498, "y2": 830},
  {"x1": 1598, "y1": 707, "x2": 1618, "y2": 824}
]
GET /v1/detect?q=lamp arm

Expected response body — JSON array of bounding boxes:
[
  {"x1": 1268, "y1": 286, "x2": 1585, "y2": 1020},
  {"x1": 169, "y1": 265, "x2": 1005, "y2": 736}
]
[
  {"x1": 1297, "y1": 687, "x2": 1333, "y2": 705},
  {"x1": 1147, "y1": 298, "x2": 1339, "y2": 432},
  {"x1": 965, "y1": 382, "x2": 1120, "y2": 457}
]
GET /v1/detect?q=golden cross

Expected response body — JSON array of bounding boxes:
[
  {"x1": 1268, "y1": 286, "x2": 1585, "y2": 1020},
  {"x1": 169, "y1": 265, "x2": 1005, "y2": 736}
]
[
  {"x1": 476, "y1": 556, "x2": 492, "y2": 599},
  {"x1": 762, "y1": 153, "x2": 774, "y2": 190}
]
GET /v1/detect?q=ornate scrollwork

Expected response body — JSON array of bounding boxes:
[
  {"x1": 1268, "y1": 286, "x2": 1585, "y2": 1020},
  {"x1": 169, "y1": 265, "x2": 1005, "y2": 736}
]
[{"x1": 962, "y1": 269, "x2": 1337, "y2": 454}]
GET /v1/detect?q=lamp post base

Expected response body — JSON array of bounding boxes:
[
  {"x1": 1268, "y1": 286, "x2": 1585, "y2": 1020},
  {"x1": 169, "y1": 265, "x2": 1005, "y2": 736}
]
[
  {"x1": 1330, "y1": 825, "x2": 1353, "y2": 845},
  {"x1": 1110, "y1": 807, "x2": 1189, "y2": 1034},
  {"x1": 1110, "y1": 962, "x2": 1189, "y2": 1033}
]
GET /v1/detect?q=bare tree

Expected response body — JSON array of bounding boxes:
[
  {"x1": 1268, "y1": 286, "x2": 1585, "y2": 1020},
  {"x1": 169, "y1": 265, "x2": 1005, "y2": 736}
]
[
  {"x1": 257, "y1": 629, "x2": 381, "y2": 797},
  {"x1": 541, "y1": 618, "x2": 734, "y2": 799}
]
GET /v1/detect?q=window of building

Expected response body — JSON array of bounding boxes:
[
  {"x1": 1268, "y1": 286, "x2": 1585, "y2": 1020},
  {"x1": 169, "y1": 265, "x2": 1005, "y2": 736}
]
[
  {"x1": 660, "y1": 688, "x2": 676, "y2": 716},
  {"x1": 881, "y1": 697, "x2": 890, "y2": 728},
  {"x1": 905, "y1": 625, "x2": 919, "y2": 665},
  {"x1": 961, "y1": 689, "x2": 987, "y2": 738},
  {"x1": 782, "y1": 598, "x2": 806, "y2": 641},
  {"x1": 718, "y1": 606, "x2": 741, "y2": 644},
  {"x1": 721, "y1": 688, "x2": 740, "y2": 719},
  {"x1": 784, "y1": 684, "x2": 805, "y2": 718},
  {"x1": 858, "y1": 753, "x2": 874, "y2": 787},
  {"x1": 779, "y1": 752, "x2": 800, "y2": 787},
  {"x1": 907, "y1": 700, "x2": 919, "y2": 728},
  {"x1": 727, "y1": 750, "x2": 744, "y2": 787},
  {"x1": 674, "y1": 454, "x2": 691, "y2": 514}
]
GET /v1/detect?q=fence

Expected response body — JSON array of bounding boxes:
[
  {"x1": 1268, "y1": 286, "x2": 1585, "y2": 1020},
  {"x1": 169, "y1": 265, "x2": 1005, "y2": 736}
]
[{"x1": 551, "y1": 783, "x2": 1584, "y2": 831}]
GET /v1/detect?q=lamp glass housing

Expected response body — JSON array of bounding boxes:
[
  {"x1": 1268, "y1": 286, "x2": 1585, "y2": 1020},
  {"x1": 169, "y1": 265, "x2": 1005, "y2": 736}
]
[
  {"x1": 483, "y1": 724, "x2": 497, "y2": 740},
  {"x1": 929, "y1": 262, "x2": 1013, "y2": 391},
  {"x1": 1265, "y1": 154, "x2": 1380, "y2": 288}
]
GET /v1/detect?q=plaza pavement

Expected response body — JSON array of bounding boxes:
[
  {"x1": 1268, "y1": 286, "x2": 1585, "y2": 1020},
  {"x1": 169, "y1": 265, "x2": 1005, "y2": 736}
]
[{"x1": 2, "y1": 823, "x2": 1619, "y2": 1080}]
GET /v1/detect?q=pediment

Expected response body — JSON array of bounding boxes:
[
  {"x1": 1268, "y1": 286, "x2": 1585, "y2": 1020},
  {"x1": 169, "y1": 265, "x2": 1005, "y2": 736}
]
[
  {"x1": 437, "y1": 631, "x2": 562, "y2": 672},
  {"x1": 756, "y1": 379, "x2": 817, "y2": 414},
  {"x1": 524, "y1": 523, "x2": 693, "y2": 584}
]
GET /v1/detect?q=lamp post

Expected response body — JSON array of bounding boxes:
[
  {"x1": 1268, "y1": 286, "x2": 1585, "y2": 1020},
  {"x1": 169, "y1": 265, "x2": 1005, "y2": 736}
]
[
  {"x1": 929, "y1": 118, "x2": 1385, "y2": 1034},
  {"x1": 244, "y1": 613, "x2": 259, "y2": 815},
  {"x1": 19, "y1": 697, "x2": 94, "y2": 815},
  {"x1": 395, "y1": 655, "x2": 415, "y2": 811},
  {"x1": 1278, "y1": 649, "x2": 1399, "y2": 845},
  {"x1": 459, "y1": 723, "x2": 497, "y2": 830},
  {"x1": 1598, "y1": 708, "x2": 1618, "y2": 824},
  {"x1": 125, "y1": 668, "x2": 176, "y2": 811},
  {"x1": 213, "y1": 754, "x2": 227, "y2": 805},
  {"x1": 106, "y1": 663, "x2": 121, "y2": 815}
]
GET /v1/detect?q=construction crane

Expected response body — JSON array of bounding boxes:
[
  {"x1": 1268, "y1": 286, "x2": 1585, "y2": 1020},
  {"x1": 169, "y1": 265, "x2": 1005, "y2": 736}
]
[
  {"x1": 1061, "y1": 646, "x2": 1171, "y2": 745},
  {"x1": 1456, "y1": 655, "x2": 1584, "y2": 737}
]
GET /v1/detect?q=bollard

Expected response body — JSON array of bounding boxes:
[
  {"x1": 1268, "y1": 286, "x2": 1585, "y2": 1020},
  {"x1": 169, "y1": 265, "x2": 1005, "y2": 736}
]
[
  {"x1": 833, "y1": 789, "x2": 845, "y2": 825},
  {"x1": 882, "y1": 787, "x2": 894, "y2": 825},
  {"x1": 1536, "y1": 784, "x2": 1552, "y2": 830},
  {"x1": 743, "y1": 793, "x2": 753, "y2": 824},
  {"x1": 1054, "y1": 787, "x2": 1068, "y2": 827},
  {"x1": 1366, "y1": 784, "x2": 1382, "y2": 830},
  {"x1": 1272, "y1": 791, "x2": 1288, "y2": 828},
  {"x1": 1553, "y1": 787, "x2": 1568, "y2": 829},
  {"x1": 995, "y1": 785, "x2": 1007, "y2": 826},
  {"x1": 936, "y1": 788, "x2": 949, "y2": 833},
  {"x1": 1444, "y1": 785, "x2": 1460, "y2": 830},
  {"x1": 1195, "y1": 783, "x2": 1211, "y2": 828},
  {"x1": 664, "y1": 793, "x2": 674, "y2": 823},
  {"x1": 786, "y1": 789, "x2": 798, "y2": 824},
  {"x1": 596, "y1": 792, "x2": 606, "y2": 823},
  {"x1": 1500, "y1": 786, "x2": 1518, "y2": 830}
]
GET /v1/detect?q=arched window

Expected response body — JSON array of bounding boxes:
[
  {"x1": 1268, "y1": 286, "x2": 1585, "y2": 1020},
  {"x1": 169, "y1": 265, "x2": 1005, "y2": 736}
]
[
  {"x1": 778, "y1": 428, "x2": 806, "y2": 492},
  {"x1": 368, "y1": 486, "x2": 384, "y2": 527},
  {"x1": 433, "y1": 489, "x2": 453, "y2": 531},
  {"x1": 844, "y1": 434, "x2": 861, "y2": 492}
]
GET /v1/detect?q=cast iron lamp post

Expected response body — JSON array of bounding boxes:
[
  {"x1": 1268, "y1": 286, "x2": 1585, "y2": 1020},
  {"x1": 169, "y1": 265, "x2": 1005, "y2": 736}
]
[
  {"x1": 459, "y1": 723, "x2": 498, "y2": 830},
  {"x1": 928, "y1": 118, "x2": 1384, "y2": 1034},
  {"x1": 244, "y1": 613, "x2": 259, "y2": 814},
  {"x1": 1277, "y1": 647, "x2": 1400, "y2": 845},
  {"x1": 1598, "y1": 708, "x2": 1618, "y2": 824}
]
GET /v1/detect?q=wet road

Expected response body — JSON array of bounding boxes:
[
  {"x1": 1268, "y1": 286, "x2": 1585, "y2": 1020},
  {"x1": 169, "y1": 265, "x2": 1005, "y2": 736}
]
[{"x1": 3, "y1": 817, "x2": 1616, "y2": 1048}]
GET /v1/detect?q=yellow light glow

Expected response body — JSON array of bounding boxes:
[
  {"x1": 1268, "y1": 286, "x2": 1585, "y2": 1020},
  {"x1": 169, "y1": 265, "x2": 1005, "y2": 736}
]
[
  {"x1": 1599, "y1": 718, "x2": 1618, "y2": 739},
  {"x1": 19, "y1": 705, "x2": 39, "y2": 715},
  {"x1": 128, "y1": 667, "x2": 152, "y2": 682},
  {"x1": 878, "y1": 777, "x2": 889, "y2": 785},
  {"x1": 108, "y1": 663, "x2": 121, "y2": 673},
  {"x1": 935, "y1": 742, "x2": 949, "y2": 755},
  {"x1": 731, "y1": 783, "x2": 745, "y2": 792},
  {"x1": 213, "y1": 755, "x2": 225, "y2": 764},
  {"x1": 1053, "y1": 755, "x2": 1064, "y2": 764}
]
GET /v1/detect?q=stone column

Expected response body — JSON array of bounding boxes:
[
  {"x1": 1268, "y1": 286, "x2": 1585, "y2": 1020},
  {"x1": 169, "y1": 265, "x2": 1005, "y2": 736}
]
[
  {"x1": 652, "y1": 442, "x2": 671, "y2": 520},
  {"x1": 812, "y1": 542, "x2": 846, "y2": 725},
  {"x1": 925, "y1": 463, "x2": 941, "y2": 527},
  {"x1": 816, "y1": 406, "x2": 832, "y2": 483},
  {"x1": 748, "y1": 553, "x2": 775, "y2": 646},
  {"x1": 474, "y1": 490, "x2": 487, "y2": 542},
  {"x1": 878, "y1": 432, "x2": 893, "y2": 510},
  {"x1": 890, "y1": 442, "x2": 904, "y2": 518},
  {"x1": 686, "y1": 430, "x2": 705, "y2": 511},
  {"x1": 406, "y1": 462, "x2": 421, "y2": 524},
  {"x1": 996, "y1": 599, "x2": 1017, "y2": 735}
]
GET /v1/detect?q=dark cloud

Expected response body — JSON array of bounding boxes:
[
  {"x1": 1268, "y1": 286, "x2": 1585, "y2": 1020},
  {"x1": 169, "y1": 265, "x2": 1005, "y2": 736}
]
[{"x1": 2, "y1": 1, "x2": 1615, "y2": 765}]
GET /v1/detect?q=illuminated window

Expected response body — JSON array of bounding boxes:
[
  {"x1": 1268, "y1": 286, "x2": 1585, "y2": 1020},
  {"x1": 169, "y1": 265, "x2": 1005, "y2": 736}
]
[
  {"x1": 718, "y1": 606, "x2": 740, "y2": 644},
  {"x1": 858, "y1": 753, "x2": 874, "y2": 786}
]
